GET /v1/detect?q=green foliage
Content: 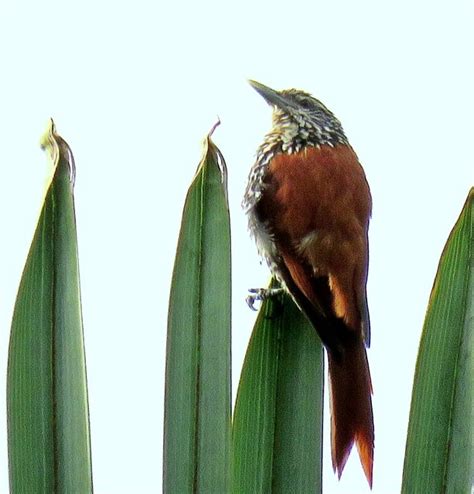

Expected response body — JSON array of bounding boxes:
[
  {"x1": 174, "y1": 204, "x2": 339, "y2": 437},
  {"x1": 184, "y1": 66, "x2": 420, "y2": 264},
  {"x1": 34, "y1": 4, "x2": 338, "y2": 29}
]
[
  {"x1": 402, "y1": 188, "x2": 473, "y2": 493},
  {"x1": 163, "y1": 127, "x2": 232, "y2": 493},
  {"x1": 6, "y1": 122, "x2": 472, "y2": 494},
  {"x1": 232, "y1": 280, "x2": 324, "y2": 494},
  {"x1": 7, "y1": 121, "x2": 93, "y2": 493}
]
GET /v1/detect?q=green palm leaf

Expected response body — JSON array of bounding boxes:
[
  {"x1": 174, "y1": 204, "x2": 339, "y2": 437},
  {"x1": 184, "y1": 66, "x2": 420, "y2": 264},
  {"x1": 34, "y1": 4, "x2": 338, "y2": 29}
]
[
  {"x1": 233, "y1": 279, "x2": 324, "y2": 493},
  {"x1": 163, "y1": 127, "x2": 232, "y2": 493},
  {"x1": 7, "y1": 120, "x2": 93, "y2": 493},
  {"x1": 402, "y1": 188, "x2": 473, "y2": 493}
]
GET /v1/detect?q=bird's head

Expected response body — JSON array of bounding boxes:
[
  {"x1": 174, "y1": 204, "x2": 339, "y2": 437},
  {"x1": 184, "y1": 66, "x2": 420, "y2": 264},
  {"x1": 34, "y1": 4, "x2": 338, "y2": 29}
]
[{"x1": 249, "y1": 80, "x2": 348, "y2": 150}]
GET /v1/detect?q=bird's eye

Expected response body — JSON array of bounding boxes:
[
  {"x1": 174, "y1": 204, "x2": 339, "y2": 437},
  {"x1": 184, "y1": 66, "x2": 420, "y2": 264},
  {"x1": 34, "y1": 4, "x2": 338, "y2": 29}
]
[{"x1": 296, "y1": 97, "x2": 315, "y2": 110}]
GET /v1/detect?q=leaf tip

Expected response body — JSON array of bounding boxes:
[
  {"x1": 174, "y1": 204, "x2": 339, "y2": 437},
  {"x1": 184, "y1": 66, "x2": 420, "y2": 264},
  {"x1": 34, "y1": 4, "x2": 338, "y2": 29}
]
[
  {"x1": 39, "y1": 119, "x2": 76, "y2": 186},
  {"x1": 40, "y1": 117, "x2": 58, "y2": 156},
  {"x1": 208, "y1": 117, "x2": 221, "y2": 138}
]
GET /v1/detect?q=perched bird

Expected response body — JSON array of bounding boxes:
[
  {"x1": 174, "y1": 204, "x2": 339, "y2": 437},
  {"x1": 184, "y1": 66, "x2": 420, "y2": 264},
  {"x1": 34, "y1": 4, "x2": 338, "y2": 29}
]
[{"x1": 243, "y1": 80, "x2": 374, "y2": 486}]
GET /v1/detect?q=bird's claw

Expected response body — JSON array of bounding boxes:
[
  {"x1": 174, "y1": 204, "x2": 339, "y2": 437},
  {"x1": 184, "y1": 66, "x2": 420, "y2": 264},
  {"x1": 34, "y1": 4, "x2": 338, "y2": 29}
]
[
  {"x1": 246, "y1": 287, "x2": 284, "y2": 311},
  {"x1": 246, "y1": 288, "x2": 265, "y2": 311}
]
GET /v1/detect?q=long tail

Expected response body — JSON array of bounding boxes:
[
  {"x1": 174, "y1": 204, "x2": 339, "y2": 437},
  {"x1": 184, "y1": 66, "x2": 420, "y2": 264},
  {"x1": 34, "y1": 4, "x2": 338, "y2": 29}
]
[{"x1": 327, "y1": 337, "x2": 374, "y2": 487}]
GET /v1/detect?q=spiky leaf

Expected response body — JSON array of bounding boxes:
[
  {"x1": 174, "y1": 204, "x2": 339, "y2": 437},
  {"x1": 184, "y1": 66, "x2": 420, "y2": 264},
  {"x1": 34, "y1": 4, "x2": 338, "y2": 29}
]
[
  {"x1": 7, "y1": 120, "x2": 93, "y2": 493},
  {"x1": 233, "y1": 279, "x2": 324, "y2": 493},
  {"x1": 163, "y1": 127, "x2": 232, "y2": 493},
  {"x1": 402, "y1": 188, "x2": 473, "y2": 493}
]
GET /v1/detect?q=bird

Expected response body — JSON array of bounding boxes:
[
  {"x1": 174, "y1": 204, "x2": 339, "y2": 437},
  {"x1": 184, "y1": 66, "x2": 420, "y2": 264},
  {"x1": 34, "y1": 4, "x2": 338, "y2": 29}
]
[{"x1": 243, "y1": 80, "x2": 374, "y2": 487}]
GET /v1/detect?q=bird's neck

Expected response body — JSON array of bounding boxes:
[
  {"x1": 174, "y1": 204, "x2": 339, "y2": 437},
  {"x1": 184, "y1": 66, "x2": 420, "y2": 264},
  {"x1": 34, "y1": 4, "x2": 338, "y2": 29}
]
[{"x1": 260, "y1": 112, "x2": 349, "y2": 160}]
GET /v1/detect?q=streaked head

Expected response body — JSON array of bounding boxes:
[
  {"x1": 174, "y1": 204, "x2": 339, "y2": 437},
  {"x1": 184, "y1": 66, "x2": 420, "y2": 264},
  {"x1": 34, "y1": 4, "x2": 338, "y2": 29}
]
[{"x1": 249, "y1": 80, "x2": 347, "y2": 149}]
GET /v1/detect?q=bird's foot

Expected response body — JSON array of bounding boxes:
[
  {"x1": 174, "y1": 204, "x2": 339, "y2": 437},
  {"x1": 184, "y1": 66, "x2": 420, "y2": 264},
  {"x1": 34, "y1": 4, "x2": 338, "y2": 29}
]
[{"x1": 246, "y1": 287, "x2": 284, "y2": 311}]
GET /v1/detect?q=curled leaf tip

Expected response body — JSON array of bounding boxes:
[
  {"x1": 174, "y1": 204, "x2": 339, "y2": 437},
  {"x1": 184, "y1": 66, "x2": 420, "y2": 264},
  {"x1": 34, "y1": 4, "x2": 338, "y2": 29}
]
[
  {"x1": 40, "y1": 118, "x2": 56, "y2": 149},
  {"x1": 40, "y1": 118, "x2": 60, "y2": 173},
  {"x1": 194, "y1": 124, "x2": 228, "y2": 200},
  {"x1": 208, "y1": 118, "x2": 221, "y2": 138},
  {"x1": 40, "y1": 119, "x2": 76, "y2": 186}
]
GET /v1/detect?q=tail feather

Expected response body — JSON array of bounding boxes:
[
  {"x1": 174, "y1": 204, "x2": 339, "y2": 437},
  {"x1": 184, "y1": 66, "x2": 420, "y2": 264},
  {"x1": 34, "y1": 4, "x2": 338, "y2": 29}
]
[{"x1": 328, "y1": 338, "x2": 374, "y2": 487}]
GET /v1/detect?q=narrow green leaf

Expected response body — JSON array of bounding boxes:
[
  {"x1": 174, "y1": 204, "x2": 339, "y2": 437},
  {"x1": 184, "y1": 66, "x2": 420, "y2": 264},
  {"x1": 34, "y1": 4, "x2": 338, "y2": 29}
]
[
  {"x1": 7, "y1": 120, "x2": 93, "y2": 493},
  {"x1": 163, "y1": 127, "x2": 232, "y2": 493},
  {"x1": 402, "y1": 188, "x2": 473, "y2": 493},
  {"x1": 232, "y1": 279, "x2": 324, "y2": 494}
]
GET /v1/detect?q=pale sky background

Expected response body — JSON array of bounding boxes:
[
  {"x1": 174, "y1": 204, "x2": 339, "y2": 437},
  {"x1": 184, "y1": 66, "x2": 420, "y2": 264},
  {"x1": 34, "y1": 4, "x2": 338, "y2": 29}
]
[{"x1": 0, "y1": 1, "x2": 473, "y2": 493}]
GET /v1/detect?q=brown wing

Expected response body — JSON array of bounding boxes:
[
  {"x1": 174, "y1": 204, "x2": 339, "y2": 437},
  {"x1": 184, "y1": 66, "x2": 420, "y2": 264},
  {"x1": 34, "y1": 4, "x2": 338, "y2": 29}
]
[
  {"x1": 271, "y1": 247, "x2": 351, "y2": 356},
  {"x1": 256, "y1": 144, "x2": 372, "y2": 346}
]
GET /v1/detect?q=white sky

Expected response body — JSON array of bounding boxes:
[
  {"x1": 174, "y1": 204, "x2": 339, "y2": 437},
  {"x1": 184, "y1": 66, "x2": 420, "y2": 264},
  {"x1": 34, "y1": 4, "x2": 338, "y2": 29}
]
[{"x1": 0, "y1": 1, "x2": 473, "y2": 493}]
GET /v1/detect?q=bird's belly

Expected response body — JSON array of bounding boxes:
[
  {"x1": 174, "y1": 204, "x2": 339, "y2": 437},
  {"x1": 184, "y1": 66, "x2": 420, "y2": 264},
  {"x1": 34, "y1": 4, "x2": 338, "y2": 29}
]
[{"x1": 247, "y1": 207, "x2": 279, "y2": 267}]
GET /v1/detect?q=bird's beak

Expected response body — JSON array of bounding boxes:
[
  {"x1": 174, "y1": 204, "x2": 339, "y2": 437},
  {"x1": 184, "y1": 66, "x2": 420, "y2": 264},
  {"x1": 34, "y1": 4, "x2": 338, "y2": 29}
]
[{"x1": 249, "y1": 80, "x2": 293, "y2": 111}]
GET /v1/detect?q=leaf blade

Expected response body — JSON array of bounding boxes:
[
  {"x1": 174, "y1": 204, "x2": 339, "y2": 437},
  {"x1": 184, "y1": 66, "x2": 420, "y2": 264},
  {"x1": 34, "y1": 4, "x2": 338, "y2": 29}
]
[
  {"x1": 232, "y1": 280, "x2": 324, "y2": 494},
  {"x1": 402, "y1": 188, "x2": 473, "y2": 493},
  {"x1": 163, "y1": 131, "x2": 232, "y2": 493},
  {"x1": 7, "y1": 120, "x2": 93, "y2": 493}
]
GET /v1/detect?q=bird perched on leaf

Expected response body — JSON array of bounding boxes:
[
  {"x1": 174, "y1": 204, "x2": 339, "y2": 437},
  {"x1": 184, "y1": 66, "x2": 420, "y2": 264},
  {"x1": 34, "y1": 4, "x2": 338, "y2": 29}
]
[{"x1": 243, "y1": 80, "x2": 374, "y2": 486}]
